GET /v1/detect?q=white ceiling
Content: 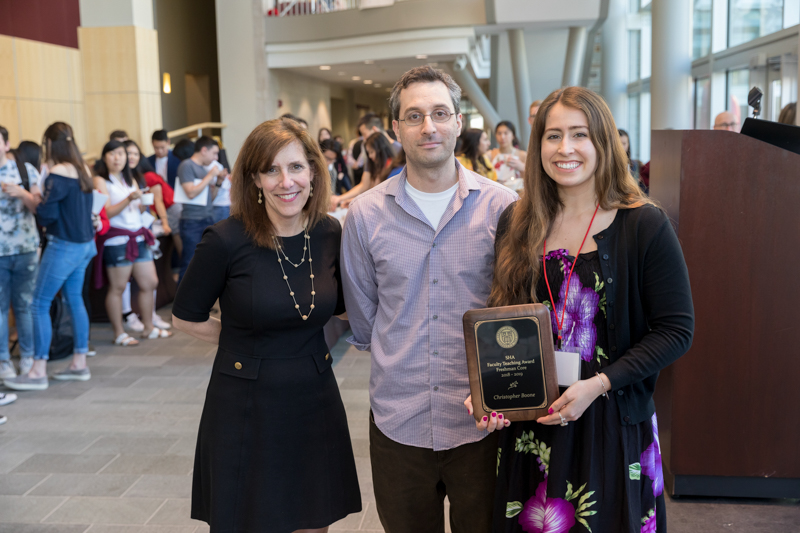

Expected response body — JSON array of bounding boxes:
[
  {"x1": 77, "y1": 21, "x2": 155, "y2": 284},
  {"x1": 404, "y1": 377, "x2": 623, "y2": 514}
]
[{"x1": 282, "y1": 55, "x2": 458, "y2": 95}]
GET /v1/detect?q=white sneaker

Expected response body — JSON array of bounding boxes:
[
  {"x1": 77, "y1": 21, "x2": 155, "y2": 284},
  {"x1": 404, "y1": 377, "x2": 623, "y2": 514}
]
[
  {"x1": 19, "y1": 357, "x2": 33, "y2": 375},
  {"x1": 0, "y1": 392, "x2": 17, "y2": 406},
  {"x1": 0, "y1": 361, "x2": 16, "y2": 380},
  {"x1": 152, "y1": 314, "x2": 172, "y2": 330},
  {"x1": 124, "y1": 313, "x2": 145, "y2": 333}
]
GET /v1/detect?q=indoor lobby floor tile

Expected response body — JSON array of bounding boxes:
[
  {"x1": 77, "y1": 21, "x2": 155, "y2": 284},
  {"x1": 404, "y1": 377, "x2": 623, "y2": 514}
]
[{"x1": 0, "y1": 314, "x2": 797, "y2": 532}]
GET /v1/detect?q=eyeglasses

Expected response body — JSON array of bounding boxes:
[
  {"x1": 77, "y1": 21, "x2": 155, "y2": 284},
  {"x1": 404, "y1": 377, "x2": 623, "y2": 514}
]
[
  {"x1": 714, "y1": 122, "x2": 739, "y2": 130},
  {"x1": 400, "y1": 108, "x2": 455, "y2": 127}
]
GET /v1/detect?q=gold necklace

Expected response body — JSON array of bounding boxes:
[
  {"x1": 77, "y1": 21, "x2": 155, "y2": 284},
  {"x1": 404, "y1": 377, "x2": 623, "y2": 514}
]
[{"x1": 273, "y1": 227, "x2": 315, "y2": 321}]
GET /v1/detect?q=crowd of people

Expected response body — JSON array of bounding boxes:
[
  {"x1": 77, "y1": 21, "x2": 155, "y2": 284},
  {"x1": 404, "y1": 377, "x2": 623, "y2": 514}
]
[
  {"x1": 164, "y1": 65, "x2": 700, "y2": 533},
  {"x1": 0, "y1": 59, "x2": 795, "y2": 533},
  {"x1": 0, "y1": 124, "x2": 230, "y2": 405}
]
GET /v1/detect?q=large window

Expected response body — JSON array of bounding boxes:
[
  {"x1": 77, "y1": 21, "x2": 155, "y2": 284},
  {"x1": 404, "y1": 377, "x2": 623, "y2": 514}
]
[
  {"x1": 627, "y1": 93, "x2": 641, "y2": 160},
  {"x1": 629, "y1": 30, "x2": 641, "y2": 82},
  {"x1": 729, "y1": 0, "x2": 785, "y2": 48},
  {"x1": 695, "y1": 77, "x2": 712, "y2": 129},
  {"x1": 694, "y1": 0, "x2": 713, "y2": 59},
  {"x1": 727, "y1": 69, "x2": 752, "y2": 126}
]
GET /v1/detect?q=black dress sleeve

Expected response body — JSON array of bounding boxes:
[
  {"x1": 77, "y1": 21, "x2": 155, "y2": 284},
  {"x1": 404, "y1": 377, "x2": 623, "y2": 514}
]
[
  {"x1": 172, "y1": 225, "x2": 229, "y2": 322},
  {"x1": 332, "y1": 218, "x2": 347, "y2": 316},
  {"x1": 602, "y1": 209, "x2": 695, "y2": 389}
]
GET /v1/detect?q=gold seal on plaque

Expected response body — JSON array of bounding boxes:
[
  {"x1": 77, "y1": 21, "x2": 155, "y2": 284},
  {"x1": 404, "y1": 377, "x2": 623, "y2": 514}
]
[{"x1": 496, "y1": 326, "x2": 519, "y2": 349}]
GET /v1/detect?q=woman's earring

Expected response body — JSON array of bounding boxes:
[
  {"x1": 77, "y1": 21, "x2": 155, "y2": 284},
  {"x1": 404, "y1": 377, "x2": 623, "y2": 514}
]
[
  {"x1": 258, "y1": 189, "x2": 263, "y2": 204},
  {"x1": 309, "y1": 184, "x2": 313, "y2": 197}
]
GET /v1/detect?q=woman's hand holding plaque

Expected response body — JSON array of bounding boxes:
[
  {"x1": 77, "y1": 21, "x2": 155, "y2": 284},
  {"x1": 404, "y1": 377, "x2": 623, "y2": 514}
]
[{"x1": 464, "y1": 394, "x2": 512, "y2": 432}]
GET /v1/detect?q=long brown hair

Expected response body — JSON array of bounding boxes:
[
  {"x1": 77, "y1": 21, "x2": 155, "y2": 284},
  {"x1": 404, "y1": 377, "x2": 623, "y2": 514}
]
[
  {"x1": 488, "y1": 87, "x2": 653, "y2": 307},
  {"x1": 364, "y1": 132, "x2": 395, "y2": 186},
  {"x1": 230, "y1": 118, "x2": 331, "y2": 249},
  {"x1": 42, "y1": 122, "x2": 92, "y2": 192}
]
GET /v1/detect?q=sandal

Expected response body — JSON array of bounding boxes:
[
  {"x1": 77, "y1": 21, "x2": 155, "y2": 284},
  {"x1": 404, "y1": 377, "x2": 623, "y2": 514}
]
[
  {"x1": 114, "y1": 333, "x2": 140, "y2": 346},
  {"x1": 142, "y1": 327, "x2": 173, "y2": 340}
]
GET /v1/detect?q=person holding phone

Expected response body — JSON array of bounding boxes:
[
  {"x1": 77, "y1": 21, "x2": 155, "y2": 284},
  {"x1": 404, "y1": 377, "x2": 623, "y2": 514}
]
[
  {"x1": 5, "y1": 122, "x2": 96, "y2": 390},
  {"x1": 175, "y1": 136, "x2": 222, "y2": 283},
  {"x1": 93, "y1": 140, "x2": 171, "y2": 346}
]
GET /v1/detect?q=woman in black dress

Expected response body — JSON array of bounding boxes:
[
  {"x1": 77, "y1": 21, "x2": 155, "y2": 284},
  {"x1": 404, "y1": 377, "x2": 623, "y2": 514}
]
[
  {"x1": 172, "y1": 118, "x2": 361, "y2": 532},
  {"x1": 468, "y1": 87, "x2": 694, "y2": 532}
]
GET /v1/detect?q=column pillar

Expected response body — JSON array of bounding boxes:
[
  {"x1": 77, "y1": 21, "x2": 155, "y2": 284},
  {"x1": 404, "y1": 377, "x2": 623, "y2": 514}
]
[
  {"x1": 651, "y1": 0, "x2": 693, "y2": 130},
  {"x1": 601, "y1": 0, "x2": 628, "y2": 127},
  {"x1": 562, "y1": 27, "x2": 588, "y2": 87},
  {"x1": 215, "y1": 0, "x2": 273, "y2": 164},
  {"x1": 78, "y1": 0, "x2": 162, "y2": 156},
  {"x1": 508, "y1": 29, "x2": 532, "y2": 146},
  {"x1": 451, "y1": 58, "x2": 502, "y2": 133}
]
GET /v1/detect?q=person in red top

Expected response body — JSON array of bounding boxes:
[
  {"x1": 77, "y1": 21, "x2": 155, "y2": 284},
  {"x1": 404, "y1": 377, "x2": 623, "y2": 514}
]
[{"x1": 124, "y1": 140, "x2": 173, "y2": 235}]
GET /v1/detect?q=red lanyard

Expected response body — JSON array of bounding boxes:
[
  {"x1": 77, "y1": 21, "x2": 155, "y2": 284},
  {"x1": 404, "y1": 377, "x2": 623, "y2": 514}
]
[{"x1": 543, "y1": 204, "x2": 600, "y2": 350}]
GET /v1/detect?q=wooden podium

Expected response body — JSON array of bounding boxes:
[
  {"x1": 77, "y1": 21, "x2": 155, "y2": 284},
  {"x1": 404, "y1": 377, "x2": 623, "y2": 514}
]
[{"x1": 650, "y1": 130, "x2": 800, "y2": 498}]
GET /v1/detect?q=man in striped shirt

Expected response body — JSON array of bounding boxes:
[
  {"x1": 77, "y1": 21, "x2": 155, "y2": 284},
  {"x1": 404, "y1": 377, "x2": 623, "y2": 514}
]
[{"x1": 341, "y1": 66, "x2": 518, "y2": 532}]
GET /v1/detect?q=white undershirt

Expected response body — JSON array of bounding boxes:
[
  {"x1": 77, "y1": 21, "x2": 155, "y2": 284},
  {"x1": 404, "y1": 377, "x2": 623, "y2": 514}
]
[
  {"x1": 404, "y1": 180, "x2": 458, "y2": 230},
  {"x1": 155, "y1": 156, "x2": 168, "y2": 181}
]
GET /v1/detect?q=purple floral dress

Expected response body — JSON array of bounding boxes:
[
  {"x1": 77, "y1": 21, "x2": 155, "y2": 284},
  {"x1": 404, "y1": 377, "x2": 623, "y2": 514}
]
[{"x1": 493, "y1": 250, "x2": 665, "y2": 533}]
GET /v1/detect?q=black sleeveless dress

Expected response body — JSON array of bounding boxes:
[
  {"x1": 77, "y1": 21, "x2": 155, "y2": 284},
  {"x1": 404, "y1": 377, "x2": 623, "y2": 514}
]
[
  {"x1": 493, "y1": 250, "x2": 665, "y2": 533},
  {"x1": 173, "y1": 216, "x2": 361, "y2": 533}
]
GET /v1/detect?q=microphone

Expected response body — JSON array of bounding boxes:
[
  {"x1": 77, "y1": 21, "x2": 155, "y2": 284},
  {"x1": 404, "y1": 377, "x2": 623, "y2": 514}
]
[{"x1": 748, "y1": 87, "x2": 764, "y2": 119}]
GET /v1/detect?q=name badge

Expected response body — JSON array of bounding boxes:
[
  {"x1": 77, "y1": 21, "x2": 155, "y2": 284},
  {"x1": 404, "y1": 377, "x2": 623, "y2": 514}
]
[{"x1": 555, "y1": 347, "x2": 581, "y2": 387}]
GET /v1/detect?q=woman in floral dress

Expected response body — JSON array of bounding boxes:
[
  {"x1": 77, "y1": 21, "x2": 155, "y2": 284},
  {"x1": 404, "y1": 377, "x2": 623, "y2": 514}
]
[{"x1": 472, "y1": 87, "x2": 694, "y2": 532}]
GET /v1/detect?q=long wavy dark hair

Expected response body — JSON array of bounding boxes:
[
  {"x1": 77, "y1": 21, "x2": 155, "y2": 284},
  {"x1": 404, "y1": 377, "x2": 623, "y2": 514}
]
[
  {"x1": 457, "y1": 128, "x2": 491, "y2": 174},
  {"x1": 488, "y1": 87, "x2": 653, "y2": 307},
  {"x1": 42, "y1": 122, "x2": 92, "y2": 192},
  {"x1": 364, "y1": 132, "x2": 395, "y2": 186}
]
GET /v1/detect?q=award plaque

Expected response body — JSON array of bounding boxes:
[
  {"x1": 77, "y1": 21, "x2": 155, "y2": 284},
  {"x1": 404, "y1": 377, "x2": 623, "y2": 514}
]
[{"x1": 463, "y1": 304, "x2": 559, "y2": 422}]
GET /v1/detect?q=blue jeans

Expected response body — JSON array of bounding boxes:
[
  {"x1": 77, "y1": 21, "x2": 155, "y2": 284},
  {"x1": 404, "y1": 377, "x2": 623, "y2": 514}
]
[
  {"x1": 32, "y1": 237, "x2": 97, "y2": 360},
  {"x1": 179, "y1": 217, "x2": 213, "y2": 284},
  {"x1": 0, "y1": 252, "x2": 38, "y2": 360},
  {"x1": 213, "y1": 205, "x2": 230, "y2": 224}
]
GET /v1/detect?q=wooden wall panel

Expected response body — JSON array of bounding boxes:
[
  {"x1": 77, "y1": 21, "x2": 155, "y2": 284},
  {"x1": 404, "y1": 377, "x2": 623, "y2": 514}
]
[
  {"x1": 78, "y1": 27, "x2": 139, "y2": 94},
  {"x1": 68, "y1": 49, "x2": 83, "y2": 102},
  {"x1": 84, "y1": 93, "x2": 141, "y2": 155},
  {"x1": 14, "y1": 38, "x2": 47, "y2": 101},
  {"x1": 134, "y1": 27, "x2": 161, "y2": 94},
  {"x1": 0, "y1": 36, "x2": 15, "y2": 99},
  {"x1": 70, "y1": 101, "x2": 87, "y2": 153},
  {"x1": 0, "y1": 99, "x2": 20, "y2": 145},
  {"x1": 138, "y1": 92, "x2": 163, "y2": 147},
  {"x1": 18, "y1": 100, "x2": 72, "y2": 142}
]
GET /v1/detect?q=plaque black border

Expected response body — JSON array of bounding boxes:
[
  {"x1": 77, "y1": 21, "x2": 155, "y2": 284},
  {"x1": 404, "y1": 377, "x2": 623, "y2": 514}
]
[{"x1": 474, "y1": 317, "x2": 549, "y2": 413}]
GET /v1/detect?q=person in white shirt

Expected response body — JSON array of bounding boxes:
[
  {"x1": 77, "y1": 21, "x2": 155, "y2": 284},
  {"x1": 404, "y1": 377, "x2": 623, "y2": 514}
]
[
  {"x1": 489, "y1": 120, "x2": 527, "y2": 190},
  {"x1": 207, "y1": 160, "x2": 231, "y2": 223}
]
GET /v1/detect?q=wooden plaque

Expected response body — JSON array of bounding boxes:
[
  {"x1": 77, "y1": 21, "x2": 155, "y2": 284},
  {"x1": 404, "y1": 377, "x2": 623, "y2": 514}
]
[{"x1": 463, "y1": 304, "x2": 559, "y2": 422}]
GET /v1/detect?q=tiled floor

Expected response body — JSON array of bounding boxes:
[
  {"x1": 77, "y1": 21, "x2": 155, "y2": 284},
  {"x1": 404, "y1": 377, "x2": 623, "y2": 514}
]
[{"x1": 0, "y1": 312, "x2": 798, "y2": 532}]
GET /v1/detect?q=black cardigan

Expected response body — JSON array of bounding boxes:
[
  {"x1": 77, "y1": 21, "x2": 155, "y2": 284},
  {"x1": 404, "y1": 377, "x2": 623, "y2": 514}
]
[{"x1": 497, "y1": 203, "x2": 695, "y2": 426}]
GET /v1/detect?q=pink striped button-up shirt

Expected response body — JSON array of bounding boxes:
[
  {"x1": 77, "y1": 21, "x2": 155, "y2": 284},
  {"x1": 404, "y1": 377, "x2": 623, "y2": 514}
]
[{"x1": 341, "y1": 161, "x2": 518, "y2": 451}]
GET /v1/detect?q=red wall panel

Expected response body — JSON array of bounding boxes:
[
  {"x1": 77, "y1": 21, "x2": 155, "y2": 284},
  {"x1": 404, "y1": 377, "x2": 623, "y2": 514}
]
[{"x1": 0, "y1": 0, "x2": 81, "y2": 49}]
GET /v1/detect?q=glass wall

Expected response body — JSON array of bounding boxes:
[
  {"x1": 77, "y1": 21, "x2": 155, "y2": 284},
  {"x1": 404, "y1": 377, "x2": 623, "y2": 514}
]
[
  {"x1": 627, "y1": 93, "x2": 641, "y2": 160},
  {"x1": 695, "y1": 77, "x2": 712, "y2": 129},
  {"x1": 727, "y1": 68, "x2": 752, "y2": 126},
  {"x1": 729, "y1": 0, "x2": 785, "y2": 47},
  {"x1": 694, "y1": 0, "x2": 713, "y2": 59},
  {"x1": 629, "y1": 30, "x2": 641, "y2": 82}
]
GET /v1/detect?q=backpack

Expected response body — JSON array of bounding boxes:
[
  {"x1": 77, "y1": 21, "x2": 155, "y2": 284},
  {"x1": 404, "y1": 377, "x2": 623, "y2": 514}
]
[
  {"x1": 48, "y1": 292, "x2": 74, "y2": 360},
  {"x1": 15, "y1": 157, "x2": 30, "y2": 191}
]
